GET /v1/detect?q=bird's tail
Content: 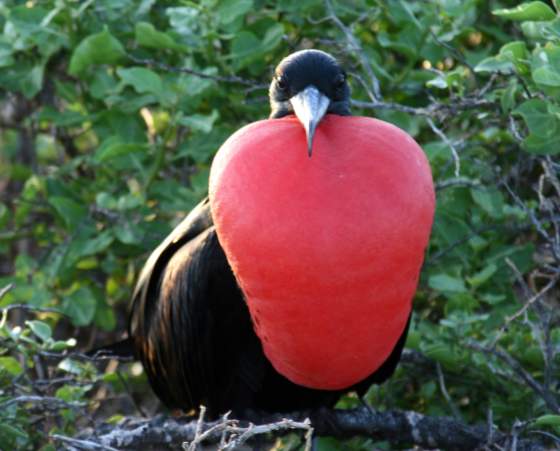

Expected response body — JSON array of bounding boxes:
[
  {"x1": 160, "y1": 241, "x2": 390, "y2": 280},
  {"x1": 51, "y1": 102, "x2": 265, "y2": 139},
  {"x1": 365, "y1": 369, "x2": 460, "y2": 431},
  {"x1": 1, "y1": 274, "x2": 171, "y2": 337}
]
[{"x1": 86, "y1": 337, "x2": 135, "y2": 359}]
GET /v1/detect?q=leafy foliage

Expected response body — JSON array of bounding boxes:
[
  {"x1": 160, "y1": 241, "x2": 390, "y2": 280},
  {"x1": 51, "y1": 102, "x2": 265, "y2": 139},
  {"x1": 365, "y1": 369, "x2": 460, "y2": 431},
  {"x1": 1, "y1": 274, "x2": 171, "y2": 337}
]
[{"x1": 0, "y1": 0, "x2": 559, "y2": 449}]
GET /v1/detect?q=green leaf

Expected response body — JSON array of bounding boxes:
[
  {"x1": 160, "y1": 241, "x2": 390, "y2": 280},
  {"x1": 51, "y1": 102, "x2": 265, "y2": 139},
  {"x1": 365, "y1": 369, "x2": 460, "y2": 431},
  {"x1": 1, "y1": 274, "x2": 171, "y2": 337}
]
[
  {"x1": 531, "y1": 45, "x2": 560, "y2": 87},
  {"x1": 69, "y1": 29, "x2": 125, "y2": 76},
  {"x1": 501, "y1": 79, "x2": 518, "y2": 112},
  {"x1": 117, "y1": 67, "x2": 164, "y2": 99},
  {"x1": 471, "y1": 188, "x2": 504, "y2": 218},
  {"x1": 26, "y1": 320, "x2": 52, "y2": 342},
  {"x1": 114, "y1": 222, "x2": 143, "y2": 245},
  {"x1": 58, "y1": 358, "x2": 83, "y2": 375},
  {"x1": 493, "y1": 2, "x2": 556, "y2": 21},
  {"x1": 0, "y1": 356, "x2": 23, "y2": 375},
  {"x1": 423, "y1": 343, "x2": 458, "y2": 367},
  {"x1": 62, "y1": 287, "x2": 96, "y2": 326},
  {"x1": 501, "y1": 41, "x2": 529, "y2": 60},
  {"x1": 135, "y1": 22, "x2": 187, "y2": 51},
  {"x1": 230, "y1": 31, "x2": 261, "y2": 65},
  {"x1": 475, "y1": 41, "x2": 529, "y2": 74},
  {"x1": 533, "y1": 414, "x2": 560, "y2": 427},
  {"x1": 177, "y1": 110, "x2": 219, "y2": 133},
  {"x1": 532, "y1": 65, "x2": 560, "y2": 85},
  {"x1": 480, "y1": 293, "x2": 506, "y2": 305},
  {"x1": 0, "y1": 424, "x2": 28, "y2": 443},
  {"x1": 514, "y1": 99, "x2": 560, "y2": 154},
  {"x1": 0, "y1": 41, "x2": 14, "y2": 68},
  {"x1": 514, "y1": 99, "x2": 557, "y2": 136},
  {"x1": 79, "y1": 231, "x2": 114, "y2": 257},
  {"x1": 94, "y1": 302, "x2": 117, "y2": 332},
  {"x1": 48, "y1": 196, "x2": 88, "y2": 230},
  {"x1": 467, "y1": 264, "x2": 498, "y2": 288},
  {"x1": 260, "y1": 23, "x2": 284, "y2": 53},
  {"x1": 475, "y1": 56, "x2": 515, "y2": 73},
  {"x1": 94, "y1": 141, "x2": 148, "y2": 163},
  {"x1": 21, "y1": 64, "x2": 44, "y2": 98},
  {"x1": 217, "y1": 0, "x2": 254, "y2": 25},
  {"x1": 428, "y1": 274, "x2": 467, "y2": 293},
  {"x1": 0, "y1": 202, "x2": 8, "y2": 229},
  {"x1": 51, "y1": 338, "x2": 77, "y2": 351}
]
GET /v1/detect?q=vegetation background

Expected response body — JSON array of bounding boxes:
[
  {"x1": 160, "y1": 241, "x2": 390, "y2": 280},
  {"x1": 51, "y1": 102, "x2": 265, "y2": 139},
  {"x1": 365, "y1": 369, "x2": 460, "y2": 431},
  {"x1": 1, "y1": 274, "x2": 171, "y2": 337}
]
[{"x1": 0, "y1": 0, "x2": 559, "y2": 449}]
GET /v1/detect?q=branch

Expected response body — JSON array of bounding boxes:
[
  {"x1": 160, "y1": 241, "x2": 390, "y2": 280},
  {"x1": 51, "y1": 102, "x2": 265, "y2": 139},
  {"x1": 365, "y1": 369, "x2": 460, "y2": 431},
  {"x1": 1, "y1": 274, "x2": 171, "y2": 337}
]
[
  {"x1": 324, "y1": 0, "x2": 382, "y2": 101},
  {"x1": 467, "y1": 341, "x2": 560, "y2": 413},
  {"x1": 72, "y1": 406, "x2": 545, "y2": 451},
  {"x1": 0, "y1": 395, "x2": 85, "y2": 410},
  {"x1": 128, "y1": 55, "x2": 266, "y2": 89},
  {"x1": 427, "y1": 117, "x2": 461, "y2": 176},
  {"x1": 351, "y1": 97, "x2": 495, "y2": 118}
]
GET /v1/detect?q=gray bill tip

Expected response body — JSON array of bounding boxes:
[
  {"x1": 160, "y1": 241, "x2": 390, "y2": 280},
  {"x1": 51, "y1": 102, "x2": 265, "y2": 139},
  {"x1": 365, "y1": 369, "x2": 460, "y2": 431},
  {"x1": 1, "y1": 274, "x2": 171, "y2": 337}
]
[{"x1": 290, "y1": 86, "x2": 330, "y2": 157}]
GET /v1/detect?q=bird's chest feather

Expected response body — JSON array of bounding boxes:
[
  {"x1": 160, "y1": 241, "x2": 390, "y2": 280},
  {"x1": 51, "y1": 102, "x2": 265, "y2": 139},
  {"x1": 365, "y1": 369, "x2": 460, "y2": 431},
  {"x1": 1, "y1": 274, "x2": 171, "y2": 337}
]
[{"x1": 209, "y1": 115, "x2": 434, "y2": 389}]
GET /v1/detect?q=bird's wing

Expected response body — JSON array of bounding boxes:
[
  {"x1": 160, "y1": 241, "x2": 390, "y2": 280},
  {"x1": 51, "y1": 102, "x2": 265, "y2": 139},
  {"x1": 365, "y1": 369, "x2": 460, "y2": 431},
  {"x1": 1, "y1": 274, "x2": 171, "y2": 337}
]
[
  {"x1": 128, "y1": 196, "x2": 213, "y2": 337},
  {"x1": 127, "y1": 197, "x2": 266, "y2": 414}
]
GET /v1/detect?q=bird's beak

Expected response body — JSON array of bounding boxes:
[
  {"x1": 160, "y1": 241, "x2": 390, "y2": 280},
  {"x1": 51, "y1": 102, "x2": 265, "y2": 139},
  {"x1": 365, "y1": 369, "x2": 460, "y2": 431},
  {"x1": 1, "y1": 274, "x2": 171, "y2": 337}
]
[{"x1": 290, "y1": 86, "x2": 330, "y2": 157}]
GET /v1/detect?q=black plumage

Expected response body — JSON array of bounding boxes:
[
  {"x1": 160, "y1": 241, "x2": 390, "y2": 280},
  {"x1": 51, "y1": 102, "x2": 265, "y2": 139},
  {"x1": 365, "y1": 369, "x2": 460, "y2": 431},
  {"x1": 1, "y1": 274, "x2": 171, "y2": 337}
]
[{"x1": 118, "y1": 50, "x2": 411, "y2": 417}]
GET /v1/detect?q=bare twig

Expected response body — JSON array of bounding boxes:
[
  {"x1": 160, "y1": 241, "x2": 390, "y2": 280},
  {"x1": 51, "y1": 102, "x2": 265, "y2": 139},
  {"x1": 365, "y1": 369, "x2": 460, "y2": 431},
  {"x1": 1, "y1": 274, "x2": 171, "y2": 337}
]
[
  {"x1": 351, "y1": 97, "x2": 495, "y2": 118},
  {"x1": 51, "y1": 434, "x2": 119, "y2": 451},
  {"x1": 436, "y1": 362, "x2": 462, "y2": 420},
  {"x1": 491, "y1": 262, "x2": 559, "y2": 347},
  {"x1": 220, "y1": 418, "x2": 313, "y2": 451},
  {"x1": 467, "y1": 341, "x2": 559, "y2": 413},
  {"x1": 325, "y1": 0, "x2": 382, "y2": 100},
  {"x1": 436, "y1": 177, "x2": 481, "y2": 191},
  {"x1": 1, "y1": 303, "x2": 64, "y2": 315},
  {"x1": 0, "y1": 395, "x2": 86, "y2": 410},
  {"x1": 427, "y1": 117, "x2": 460, "y2": 176},
  {"x1": 40, "y1": 350, "x2": 133, "y2": 363},
  {"x1": 0, "y1": 283, "x2": 14, "y2": 299},
  {"x1": 128, "y1": 55, "x2": 266, "y2": 88}
]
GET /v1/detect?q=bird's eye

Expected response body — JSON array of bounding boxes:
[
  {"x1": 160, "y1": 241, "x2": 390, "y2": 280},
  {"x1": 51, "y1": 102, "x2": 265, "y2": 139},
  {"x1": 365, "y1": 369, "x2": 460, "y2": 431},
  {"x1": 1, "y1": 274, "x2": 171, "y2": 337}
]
[
  {"x1": 276, "y1": 76, "x2": 287, "y2": 90},
  {"x1": 334, "y1": 73, "x2": 346, "y2": 88}
]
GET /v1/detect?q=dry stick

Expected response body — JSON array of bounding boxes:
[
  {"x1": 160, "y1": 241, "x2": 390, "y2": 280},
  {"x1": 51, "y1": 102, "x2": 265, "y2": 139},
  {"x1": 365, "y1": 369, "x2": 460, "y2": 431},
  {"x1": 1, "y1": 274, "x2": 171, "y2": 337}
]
[
  {"x1": 0, "y1": 395, "x2": 86, "y2": 410},
  {"x1": 128, "y1": 55, "x2": 265, "y2": 88},
  {"x1": 436, "y1": 362, "x2": 462, "y2": 420},
  {"x1": 491, "y1": 262, "x2": 560, "y2": 348},
  {"x1": 1, "y1": 303, "x2": 64, "y2": 315},
  {"x1": 509, "y1": 114, "x2": 525, "y2": 142},
  {"x1": 0, "y1": 283, "x2": 14, "y2": 299},
  {"x1": 486, "y1": 407, "x2": 495, "y2": 446},
  {"x1": 221, "y1": 419, "x2": 313, "y2": 451},
  {"x1": 183, "y1": 406, "x2": 312, "y2": 451},
  {"x1": 351, "y1": 96, "x2": 495, "y2": 118},
  {"x1": 502, "y1": 178, "x2": 551, "y2": 243},
  {"x1": 187, "y1": 406, "x2": 208, "y2": 451},
  {"x1": 40, "y1": 349, "x2": 133, "y2": 363},
  {"x1": 427, "y1": 117, "x2": 461, "y2": 176},
  {"x1": 435, "y1": 177, "x2": 481, "y2": 191},
  {"x1": 51, "y1": 434, "x2": 119, "y2": 451},
  {"x1": 324, "y1": 0, "x2": 382, "y2": 101},
  {"x1": 540, "y1": 158, "x2": 560, "y2": 264}
]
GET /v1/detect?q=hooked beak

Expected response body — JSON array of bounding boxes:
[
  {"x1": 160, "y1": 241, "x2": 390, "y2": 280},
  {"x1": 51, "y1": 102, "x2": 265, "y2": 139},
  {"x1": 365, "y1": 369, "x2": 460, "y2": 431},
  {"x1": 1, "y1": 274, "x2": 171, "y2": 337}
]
[{"x1": 290, "y1": 86, "x2": 330, "y2": 157}]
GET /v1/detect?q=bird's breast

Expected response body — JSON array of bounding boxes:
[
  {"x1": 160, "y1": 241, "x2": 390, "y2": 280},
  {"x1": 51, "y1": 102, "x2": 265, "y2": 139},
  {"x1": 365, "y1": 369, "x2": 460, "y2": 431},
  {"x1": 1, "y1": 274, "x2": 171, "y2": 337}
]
[{"x1": 209, "y1": 115, "x2": 434, "y2": 389}]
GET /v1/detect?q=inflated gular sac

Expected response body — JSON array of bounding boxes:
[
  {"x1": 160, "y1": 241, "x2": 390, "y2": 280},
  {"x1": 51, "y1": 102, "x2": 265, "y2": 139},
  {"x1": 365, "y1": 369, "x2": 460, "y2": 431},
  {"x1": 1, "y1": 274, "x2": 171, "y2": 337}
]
[{"x1": 209, "y1": 115, "x2": 435, "y2": 389}]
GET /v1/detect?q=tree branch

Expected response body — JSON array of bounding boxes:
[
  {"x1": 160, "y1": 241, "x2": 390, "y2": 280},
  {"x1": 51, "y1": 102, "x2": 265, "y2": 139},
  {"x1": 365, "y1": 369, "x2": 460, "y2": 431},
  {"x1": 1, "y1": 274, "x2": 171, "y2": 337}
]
[{"x1": 70, "y1": 406, "x2": 545, "y2": 451}]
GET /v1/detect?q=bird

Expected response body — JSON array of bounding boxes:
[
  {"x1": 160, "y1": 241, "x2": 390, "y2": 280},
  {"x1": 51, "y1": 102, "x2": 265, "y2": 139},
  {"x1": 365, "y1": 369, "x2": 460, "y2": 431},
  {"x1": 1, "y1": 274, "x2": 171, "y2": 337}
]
[{"x1": 102, "y1": 49, "x2": 435, "y2": 418}]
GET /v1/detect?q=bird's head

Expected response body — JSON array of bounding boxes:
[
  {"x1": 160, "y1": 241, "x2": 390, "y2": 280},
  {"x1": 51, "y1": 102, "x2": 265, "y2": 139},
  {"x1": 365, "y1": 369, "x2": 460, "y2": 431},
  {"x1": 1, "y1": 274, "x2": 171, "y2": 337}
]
[{"x1": 269, "y1": 49, "x2": 351, "y2": 156}]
